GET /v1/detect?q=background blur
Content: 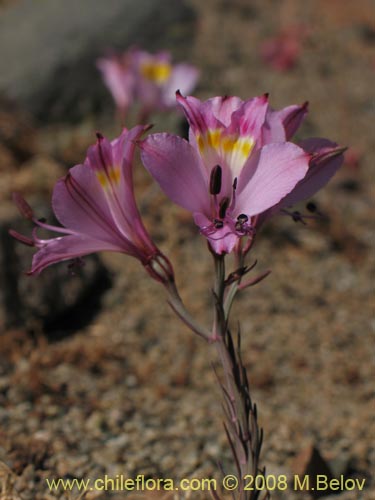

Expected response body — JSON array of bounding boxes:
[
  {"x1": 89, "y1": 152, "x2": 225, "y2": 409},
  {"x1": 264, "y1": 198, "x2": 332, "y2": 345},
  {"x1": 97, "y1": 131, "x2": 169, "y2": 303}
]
[{"x1": 0, "y1": 0, "x2": 374, "y2": 499}]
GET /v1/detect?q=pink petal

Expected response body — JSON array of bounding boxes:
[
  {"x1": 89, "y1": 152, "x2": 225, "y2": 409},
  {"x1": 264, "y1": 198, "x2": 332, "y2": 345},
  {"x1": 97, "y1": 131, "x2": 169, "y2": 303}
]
[
  {"x1": 163, "y1": 64, "x2": 199, "y2": 107},
  {"x1": 52, "y1": 166, "x2": 123, "y2": 244},
  {"x1": 236, "y1": 142, "x2": 310, "y2": 216},
  {"x1": 111, "y1": 125, "x2": 147, "y2": 176},
  {"x1": 176, "y1": 93, "x2": 221, "y2": 134},
  {"x1": 140, "y1": 133, "x2": 210, "y2": 213},
  {"x1": 204, "y1": 96, "x2": 243, "y2": 126},
  {"x1": 193, "y1": 213, "x2": 238, "y2": 254},
  {"x1": 29, "y1": 234, "x2": 122, "y2": 275},
  {"x1": 228, "y1": 94, "x2": 269, "y2": 141},
  {"x1": 271, "y1": 102, "x2": 308, "y2": 140},
  {"x1": 278, "y1": 138, "x2": 344, "y2": 207},
  {"x1": 261, "y1": 109, "x2": 286, "y2": 144},
  {"x1": 97, "y1": 57, "x2": 134, "y2": 113}
]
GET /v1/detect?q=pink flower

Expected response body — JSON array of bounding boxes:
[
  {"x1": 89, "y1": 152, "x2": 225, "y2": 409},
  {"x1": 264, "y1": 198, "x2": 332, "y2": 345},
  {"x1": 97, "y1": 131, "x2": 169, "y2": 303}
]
[
  {"x1": 132, "y1": 49, "x2": 199, "y2": 113},
  {"x1": 97, "y1": 48, "x2": 199, "y2": 121},
  {"x1": 10, "y1": 126, "x2": 174, "y2": 283},
  {"x1": 140, "y1": 94, "x2": 344, "y2": 254},
  {"x1": 260, "y1": 26, "x2": 308, "y2": 72}
]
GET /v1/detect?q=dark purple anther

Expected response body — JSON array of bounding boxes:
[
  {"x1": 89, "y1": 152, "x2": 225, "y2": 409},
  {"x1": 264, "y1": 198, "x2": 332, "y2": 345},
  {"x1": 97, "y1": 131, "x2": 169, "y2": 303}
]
[
  {"x1": 209, "y1": 165, "x2": 222, "y2": 195},
  {"x1": 237, "y1": 214, "x2": 248, "y2": 223}
]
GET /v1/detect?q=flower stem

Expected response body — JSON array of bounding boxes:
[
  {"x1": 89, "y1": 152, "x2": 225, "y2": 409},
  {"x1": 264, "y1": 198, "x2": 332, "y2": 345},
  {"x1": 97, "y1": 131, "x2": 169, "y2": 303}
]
[{"x1": 211, "y1": 253, "x2": 269, "y2": 500}]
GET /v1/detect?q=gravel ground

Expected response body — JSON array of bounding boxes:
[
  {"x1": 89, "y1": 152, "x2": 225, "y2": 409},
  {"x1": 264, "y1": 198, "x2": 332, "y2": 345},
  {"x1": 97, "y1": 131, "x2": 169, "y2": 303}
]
[{"x1": 0, "y1": 1, "x2": 374, "y2": 499}]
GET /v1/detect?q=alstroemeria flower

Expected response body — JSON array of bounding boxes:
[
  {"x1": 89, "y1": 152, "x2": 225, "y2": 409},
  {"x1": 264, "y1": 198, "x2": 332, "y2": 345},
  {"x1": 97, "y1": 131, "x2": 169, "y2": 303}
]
[
  {"x1": 260, "y1": 26, "x2": 308, "y2": 72},
  {"x1": 97, "y1": 48, "x2": 199, "y2": 121},
  {"x1": 10, "y1": 126, "x2": 174, "y2": 283},
  {"x1": 140, "y1": 93, "x2": 316, "y2": 254},
  {"x1": 140, "y1": 94, "x2": 344, "y2": 254},
  {"x1": 132, "y1": 49, "x2": 199, "y2": 113}
]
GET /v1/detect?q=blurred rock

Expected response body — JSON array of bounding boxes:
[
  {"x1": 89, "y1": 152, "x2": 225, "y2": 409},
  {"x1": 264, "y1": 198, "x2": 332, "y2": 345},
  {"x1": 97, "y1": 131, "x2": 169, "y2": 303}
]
[
  {"x1": 293, "y1": 444, "x2": 334, "y2": 498},
  {"x1": 0, "y1": 0, "x2": 197, "y2": 122},
  {"x1": 0, "y1": 206, "x2": 112, "y2": 337}
]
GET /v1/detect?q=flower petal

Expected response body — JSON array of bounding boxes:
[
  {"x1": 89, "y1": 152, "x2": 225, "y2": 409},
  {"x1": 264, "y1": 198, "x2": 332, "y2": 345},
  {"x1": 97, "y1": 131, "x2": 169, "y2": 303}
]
[
  {"x1": 193, "y1": 213, "x2": 238, "y2": 254},
  {"x1": 271, "y1": 102, "x2": 308, "y2": 140},
  {"x1": 228, "y1": 94, "x2": 269, "y2": 141},
  {"x1": 96, "y1": 57, "x2": 134, "y2": 113},
  {"x1": 52, "y1": 165, "x2": 125, "y2": 246},
  {"x1": 29, "y1": 234, "x2": 121, "y2": 275},
  {"x1": 236, "y1": 142, "x2": 310, "y2": 216},
  {"x1": 176, "y1": 93, "x2": 221, "y2": 134},
  {"x1": 163, "y1": 64, "x2": 199, "y2": 107},
  {"x1": 278, "y1": 137, "x2": 344, "y2": 207},
  {"x1": 205, "y1": 96, "x2": 243, "y2": 126},
  {"x1": 140, "y1": 133, "x2": 210, "y2": 213}
]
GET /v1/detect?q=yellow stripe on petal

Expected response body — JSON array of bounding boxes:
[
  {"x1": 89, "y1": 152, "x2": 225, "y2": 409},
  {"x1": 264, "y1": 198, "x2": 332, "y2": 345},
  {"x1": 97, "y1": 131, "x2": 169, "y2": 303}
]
[
  {"x1": 207, "y1": 129, "x2": 221, "y2": 149},
  {"x1": 140, "y1": 61, "x2": 172, "y2": 84},
  {"x1": 109, "y1": 167, "x2": 121, "y2": 185},
  {"x1": 241, "y1": 140, "x2": 253, "y2": 157},
  {"x1": 96, "y1": 171, "x2": 108, "y2": 188},
  {"x1": 197, "y1": 129, "x2": 222, "y2": 153},
  {"x1": 222, "y1": 136, "x2": 237, "y2": 153},
  {"x1": 197, "y1": 134, "x2": 205, "y2": 152},
  {"x1": 196, "y1": 129, "x2": 254, "y2": 176},
  {"x1": 198, "y1": 130, "x2": 253, "y2": 158},
  {"x1": 96, "y1": 166, "x2": 121, "y2": 189}
]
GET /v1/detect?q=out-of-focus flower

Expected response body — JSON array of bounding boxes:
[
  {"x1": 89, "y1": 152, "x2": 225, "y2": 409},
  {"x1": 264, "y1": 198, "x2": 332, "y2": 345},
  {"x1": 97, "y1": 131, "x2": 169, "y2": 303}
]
[
  {"x1": 10, "y1": 126, "x2": 174, "y2": 284},
  {"x1": 140, "y1": 94, "x2": 344, "y2": 254},
  {"x1": 97, "y1": 48, "x2": 199, "y2": 122},
  {"x1": 343, "y1": 147, "x2": 362, "y2": 170},
  {"x1": 132, "y1": 49, "x2": 199, "y2": 115},
  {"x1": 260, "y1": 25, "x2": 308, "y2": 72}
]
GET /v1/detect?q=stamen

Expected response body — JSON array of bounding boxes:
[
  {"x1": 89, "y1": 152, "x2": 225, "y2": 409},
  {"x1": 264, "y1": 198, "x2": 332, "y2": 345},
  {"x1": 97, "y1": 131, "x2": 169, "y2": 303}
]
[
  {"x1": 214, "y1": 219, "x2": 224, "y2": 229},
  {"x1": 8, "y1": 229, "x2": 35, "y2": 247},
  {"x1": 12, "y1": 192, "x2": 34, "y2": 220},
  {"x1": 306, "y1": 202, "x2": 317, "y2": 213},
  {"x1": 229, "y1": 177, "x2": 238, "y2": 212},
  {"x1": 97, "y1": 136, "x2": 107, "y2": 170},
  {"x1": 219, "y1": 197, "x2": 230, "y2": 219},
  {"x1": 209, "y1": 165, "x2": 222, "y2": 195},
  {"x1": 237, "y1": 214, "x2": 248, "y2": 223},
  {"x1": 291, "y1": 211, "x2": 307, "y2": 224}
]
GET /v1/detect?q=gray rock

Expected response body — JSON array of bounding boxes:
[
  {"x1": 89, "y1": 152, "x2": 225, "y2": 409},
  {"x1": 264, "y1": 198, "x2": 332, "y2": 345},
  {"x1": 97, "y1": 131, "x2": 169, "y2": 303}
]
[
  {"x1": 0, "y1": 0, "x2": 196, "y2": 122},
  {"x1": 0, "y1": 206, "x2": 112, "y2": 336}
]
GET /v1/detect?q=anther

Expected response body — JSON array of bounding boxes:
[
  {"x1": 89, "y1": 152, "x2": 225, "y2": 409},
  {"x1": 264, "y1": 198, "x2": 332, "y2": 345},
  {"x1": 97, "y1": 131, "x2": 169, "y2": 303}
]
[
  {"x1": 232, "y1": 177, "x2": 238, "y2": 190},
  {"x1": 96, "y1": 132, "x2": 104, "y2": 141},
  {"x1": 219, "y1": 197, "x2": 230, "y2": 219},
  {"x1": 209, "y1": 165, "x2": 222, "y2": 195},
  {"x1": 12, "y1": 192, "x2": 34, "y2": 220},
  {"x1": 237, "y1": 214, "x2": 248, "y2": 223},
  {"x1": 214, "y1": 219, "x2": 224, "y2": 229},
  {"x1": 306, "y1": 202, "x2": 317, "y2": 213}
]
